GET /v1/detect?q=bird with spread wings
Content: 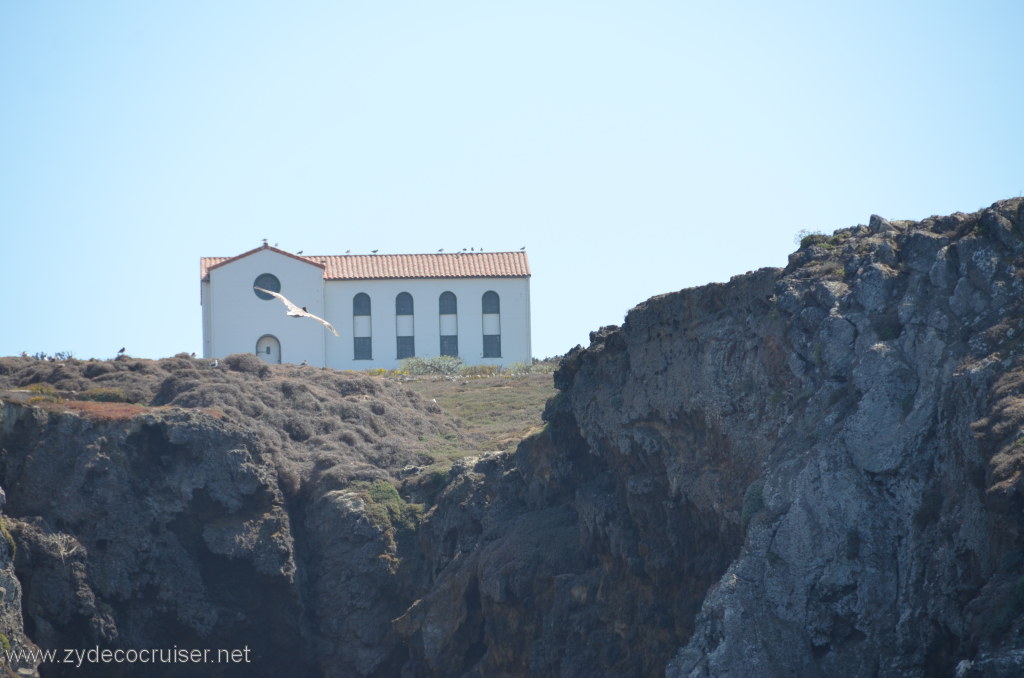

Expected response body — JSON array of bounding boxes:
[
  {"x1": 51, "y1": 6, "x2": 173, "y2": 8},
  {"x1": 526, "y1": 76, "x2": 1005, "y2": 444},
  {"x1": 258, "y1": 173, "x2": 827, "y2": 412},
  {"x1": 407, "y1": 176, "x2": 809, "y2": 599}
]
[{"x1": 254, "y1": 287, "x2": 340, "y2": 336}]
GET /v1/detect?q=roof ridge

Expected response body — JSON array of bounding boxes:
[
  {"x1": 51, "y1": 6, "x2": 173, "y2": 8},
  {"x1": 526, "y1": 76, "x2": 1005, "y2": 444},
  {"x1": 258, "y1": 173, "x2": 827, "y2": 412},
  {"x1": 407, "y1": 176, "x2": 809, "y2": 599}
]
[{"x1": 201, "y1": 250, "x2": 530, "y2": 281}]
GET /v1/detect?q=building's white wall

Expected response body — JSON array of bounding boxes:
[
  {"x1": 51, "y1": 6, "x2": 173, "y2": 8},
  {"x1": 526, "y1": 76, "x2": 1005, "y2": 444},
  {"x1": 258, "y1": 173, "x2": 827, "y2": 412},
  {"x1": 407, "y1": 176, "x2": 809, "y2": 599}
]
[
  {"x1": 323, "y1": 277, "x2": 531, "y2": 370},
  {"x1": 205, "y1": 250, "x2": 328, "y2": 365},
  {"x1": 201, "y1": 281, "x2": 213, "y2": 358},
  {"x1": 201, "y1": 251, "x2": 532, "y2": 369}
]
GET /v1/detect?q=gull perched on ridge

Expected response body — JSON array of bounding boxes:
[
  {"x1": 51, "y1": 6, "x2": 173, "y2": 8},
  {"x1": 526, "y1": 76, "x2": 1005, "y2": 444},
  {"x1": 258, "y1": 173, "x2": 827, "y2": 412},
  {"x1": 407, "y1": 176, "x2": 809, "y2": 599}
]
[{"x1": 254, "y1": 287, "x2": 340, "y2": 336}]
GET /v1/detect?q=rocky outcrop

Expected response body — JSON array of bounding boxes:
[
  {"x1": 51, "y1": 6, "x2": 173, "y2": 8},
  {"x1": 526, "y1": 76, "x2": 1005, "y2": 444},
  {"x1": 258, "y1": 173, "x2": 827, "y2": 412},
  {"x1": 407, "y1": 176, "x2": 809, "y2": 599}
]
[
  {"x1": 663, "y1": 206, "x2": 1024, "y2": 678},
  {"x1": 0, "y1": 359, "x2": 461, "y2": 677},
  {"x1": 0, "y1": 402, "x2": 307, "y2": 677},
  {"x1": 398, "y1": 199, "x2": 1024, "y2": 677},
  {"x1": 396, "y1": 268, "x2": 784, "y2": 676},
  {"x1": 0, "y1": 486, "x2": 39, "y2": 678}
]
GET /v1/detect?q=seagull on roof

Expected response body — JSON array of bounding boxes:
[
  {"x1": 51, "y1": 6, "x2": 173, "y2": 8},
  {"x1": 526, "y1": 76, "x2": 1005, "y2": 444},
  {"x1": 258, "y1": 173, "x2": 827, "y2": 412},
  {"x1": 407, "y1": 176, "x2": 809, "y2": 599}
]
[
  {"x1": 254, "y1": 286, "x2": 339, "y2": 336},
  {"x1": 371, "y1": 249, "x2": 379, "y2": 254},
  {"x1": 437, "y1": 248, "x2": 444, "y2": 252}
]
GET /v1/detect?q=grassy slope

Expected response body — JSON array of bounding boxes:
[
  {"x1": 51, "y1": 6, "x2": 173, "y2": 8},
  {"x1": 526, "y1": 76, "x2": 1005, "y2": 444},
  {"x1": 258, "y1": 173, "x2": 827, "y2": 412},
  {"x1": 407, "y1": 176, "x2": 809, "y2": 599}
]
[{"x1": 400, "y1": 372, "x2": 556, "y2": 458}]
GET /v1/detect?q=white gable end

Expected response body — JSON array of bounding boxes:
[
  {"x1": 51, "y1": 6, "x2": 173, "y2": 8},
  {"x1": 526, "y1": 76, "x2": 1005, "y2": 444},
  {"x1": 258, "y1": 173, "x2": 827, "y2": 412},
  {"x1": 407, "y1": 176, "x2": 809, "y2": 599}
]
[{"x1": 204, "y1": 248, "x2": 327, "y2": 366}]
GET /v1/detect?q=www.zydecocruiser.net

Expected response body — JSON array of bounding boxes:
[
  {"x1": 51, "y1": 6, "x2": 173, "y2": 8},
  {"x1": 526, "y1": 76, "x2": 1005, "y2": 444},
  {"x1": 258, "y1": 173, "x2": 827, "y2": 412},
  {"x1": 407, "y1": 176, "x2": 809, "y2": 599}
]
[{"x1": 3, "y1": 645, "x2": 252, "y2": 669}]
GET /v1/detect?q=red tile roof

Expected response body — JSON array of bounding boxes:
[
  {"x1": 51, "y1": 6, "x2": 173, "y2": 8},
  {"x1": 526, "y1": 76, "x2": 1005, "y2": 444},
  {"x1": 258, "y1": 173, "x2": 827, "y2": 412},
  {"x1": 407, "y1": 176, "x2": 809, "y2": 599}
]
[{"x1": 201, "y1": 247, "x2": 530, "y2": 281}]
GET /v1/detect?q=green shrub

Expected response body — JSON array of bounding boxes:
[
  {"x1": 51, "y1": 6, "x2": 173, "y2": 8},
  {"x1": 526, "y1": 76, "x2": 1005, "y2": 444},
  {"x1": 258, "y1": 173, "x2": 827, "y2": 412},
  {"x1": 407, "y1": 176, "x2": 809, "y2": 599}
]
[
  {"x1": 401, "y1": 356, "x2": 464, "y2": 376},
  {"x1": 354, "y1": 479, "x2": 424, "y2": 532},
  {"x1": 0, "y1": 518, "x2": 15, "y2": 559},
  {"x1": 504, "y1": 361, "x2": 533, "y2": 377},
  {"x1": 26, "y1": 383, "x2": 62, "y2": 404},
  {"x1": 458, "y1": 364, "x2": 500, "y2": 377},
  {"x1": 795, "y1": 229, "x2": 827, "y2": 248},
  {"x1": 79, "y1": 387, "x2": 129, "y2": 403},
  {"x1": 30, "y1": 351, "x2": 74, "y2": 361},
  {"x1": 418, "y1": 464, "x2": 453, "y2": 505}
]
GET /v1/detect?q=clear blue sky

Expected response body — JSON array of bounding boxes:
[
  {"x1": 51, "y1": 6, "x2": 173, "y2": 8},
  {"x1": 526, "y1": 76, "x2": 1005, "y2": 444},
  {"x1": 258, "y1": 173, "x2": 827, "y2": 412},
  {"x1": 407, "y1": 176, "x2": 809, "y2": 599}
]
[{"x1": 2, "y1": 1, "x2": 1022, "y2": 361}]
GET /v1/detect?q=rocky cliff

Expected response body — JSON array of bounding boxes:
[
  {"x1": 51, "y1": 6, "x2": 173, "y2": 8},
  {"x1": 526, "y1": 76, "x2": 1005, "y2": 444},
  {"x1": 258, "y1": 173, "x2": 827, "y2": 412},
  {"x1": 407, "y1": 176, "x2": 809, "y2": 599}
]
[
  {"x1": 0, "y1": 355, "x2": 461, "y2": 677},
  {"x1": 4, "y1": 199, "x2": 1024, "y2": 677},
  {"x1": 399, "y1": 198, "x2": 1024, "y2": 677}
]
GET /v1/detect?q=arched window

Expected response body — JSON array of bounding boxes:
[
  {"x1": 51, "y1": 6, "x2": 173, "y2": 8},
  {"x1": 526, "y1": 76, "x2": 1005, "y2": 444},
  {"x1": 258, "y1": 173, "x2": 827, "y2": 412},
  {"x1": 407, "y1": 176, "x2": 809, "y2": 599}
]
[
  {"x1": 482, "y1": 291, "x2": 501, "y2": 358},
  {"x1": 396, "y1": 292, "x2": 415, "y2": 359},
  {"x1": 482, "y1": 291, "x2": 500, "y2": 314},
  {"x1": 439, "y1": 292, "x2": 458, "y2": 357},
  {"x1": 255, "y1": 334, "x2": 281, "y2": 364},
  {"x1": 439, "y1": 291, "x2": 457, "y2": 315},
  {"x1": 353, "y1": 293, "x2": 372, "y2": 360}
]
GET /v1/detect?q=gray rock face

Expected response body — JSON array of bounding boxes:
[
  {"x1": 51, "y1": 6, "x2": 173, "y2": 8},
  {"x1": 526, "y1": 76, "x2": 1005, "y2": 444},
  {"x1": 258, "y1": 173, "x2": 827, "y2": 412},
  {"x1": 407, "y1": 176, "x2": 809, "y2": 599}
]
[
  {"x1": 0, "y1": 403, "x2": 309, "y2": 677},
  {"x1": 0, "y1": 490, "x2": 38, "y2": 677},
  {"x1": 400, "y1": 199, "x2": 1024, "y2": 677},
  {"x1": 0, "y1": 362, "x2": 460, "y2": 678},
  {"x1": 661, "y1": 201, "x2": 1024, "y2": 678}
]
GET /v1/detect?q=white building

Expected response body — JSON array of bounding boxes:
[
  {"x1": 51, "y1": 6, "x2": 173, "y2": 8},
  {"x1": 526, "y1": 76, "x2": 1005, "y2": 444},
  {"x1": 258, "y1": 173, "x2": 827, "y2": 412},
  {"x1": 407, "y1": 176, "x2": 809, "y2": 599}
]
[{"x1": 200, "y1": 245, "x2": 531, "y2": 369}]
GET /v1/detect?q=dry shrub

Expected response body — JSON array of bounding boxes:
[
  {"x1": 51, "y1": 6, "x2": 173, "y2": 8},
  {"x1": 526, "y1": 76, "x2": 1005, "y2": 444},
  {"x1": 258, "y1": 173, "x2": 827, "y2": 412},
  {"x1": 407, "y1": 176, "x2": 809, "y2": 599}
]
[
  {"x1": 84, "y1": 362, "x2": 115, "y2": 378},
  {"x1": 62, "y1": 400, "x2": 147, "y2": 421},
  {"x1": 224, "y1": 353, "x2": 271, "y2": 377},
  {"x1": 152, "y1": 375, "x2": 203, "y2": 406}
]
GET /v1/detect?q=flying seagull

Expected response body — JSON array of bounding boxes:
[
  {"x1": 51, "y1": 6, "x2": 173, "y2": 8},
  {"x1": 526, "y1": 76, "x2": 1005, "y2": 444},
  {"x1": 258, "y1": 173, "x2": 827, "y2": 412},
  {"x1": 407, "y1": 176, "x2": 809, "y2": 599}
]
[{"x1": 254, "y1": 286, "x2": 339, "y2": 336}]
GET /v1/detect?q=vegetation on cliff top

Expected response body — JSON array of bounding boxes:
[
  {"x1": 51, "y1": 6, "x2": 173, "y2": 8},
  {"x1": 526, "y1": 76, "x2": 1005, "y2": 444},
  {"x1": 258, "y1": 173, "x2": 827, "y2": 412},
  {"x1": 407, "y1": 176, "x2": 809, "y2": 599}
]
[{"x1": 0, "y1": 353, "x2": 556, "y2": 506}]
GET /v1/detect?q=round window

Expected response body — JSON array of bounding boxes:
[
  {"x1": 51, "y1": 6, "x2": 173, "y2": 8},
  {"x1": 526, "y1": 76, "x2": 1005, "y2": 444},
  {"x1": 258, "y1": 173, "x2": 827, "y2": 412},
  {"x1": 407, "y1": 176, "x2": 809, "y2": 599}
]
[{"x1": 253, "y1": 273, "x2": 281, "y2": 300}]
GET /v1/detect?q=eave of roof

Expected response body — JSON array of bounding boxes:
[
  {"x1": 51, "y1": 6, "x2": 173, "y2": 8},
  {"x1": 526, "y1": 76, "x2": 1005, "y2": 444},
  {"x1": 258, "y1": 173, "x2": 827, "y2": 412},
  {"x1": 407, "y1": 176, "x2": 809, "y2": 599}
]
[{"x1": 201, "y1": 249, "x2": 530, "y2": 281}]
